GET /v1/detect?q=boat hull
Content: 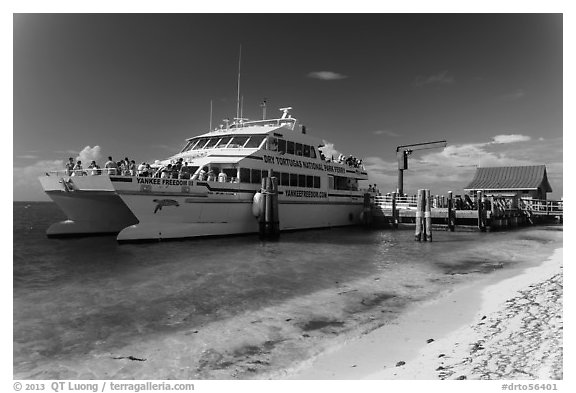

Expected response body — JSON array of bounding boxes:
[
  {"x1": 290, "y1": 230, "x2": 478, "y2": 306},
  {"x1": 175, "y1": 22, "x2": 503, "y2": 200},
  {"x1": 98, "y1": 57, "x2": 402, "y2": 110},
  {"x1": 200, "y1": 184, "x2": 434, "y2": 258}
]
[
  {"x1": 115, "y1": 187, "x2": 365, "y2": 242},
  {"x1": 39, "y1": 175, "x2": 138, "y2": 237}
]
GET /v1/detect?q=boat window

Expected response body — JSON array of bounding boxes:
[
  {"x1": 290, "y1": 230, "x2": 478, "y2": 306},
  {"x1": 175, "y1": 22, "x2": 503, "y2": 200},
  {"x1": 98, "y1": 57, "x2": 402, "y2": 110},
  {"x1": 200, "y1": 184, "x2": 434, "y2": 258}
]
[
  {"x1": 278, "y1": 139, "x2": 286, "y2": 154},
  {"x1": 192, "y1": 138, "x2": 209, "y2": 150},
  {"x1": 290, "y1": 173, "x2": 298, "y2": 187},
  {"x1": 251, "y1": 169, "x2": 262, "y2": 184},
  {"x1": 228, "y1": 136, "x2": 249, "y2": 148},
  {"x1": 240, "y1": 168, "x2": 251, "y2": 183},
  {"x1": 215, "y1": 136, "x2": 232, "y2": 148},
  {"x1": 310, "y1": 147, "x2": 317, "y2": 159},
  {"x1": 287, "y1": 141, "x2": 295, "y2": 155},
  {"x1": 313, "y1": 176, "x2": 321, "y2": 188},
  {"x1": 281, "y1": 172, "x2": 289, "y2": 186},
  {"x1": 272, "y1": 171, "x2": 280, "y2": 180},
  {"x1": 306, "y1": 175, "x2": 314, "y2": 188},
  {"x1": 295, "y1": 143, "x2": 303, "y2": 156},
  {"x1": 245, "y1": 135, "x2": 266, "y2": 148},
  {"x1": 181, "y1": 141, "x2": 193, "y2": 153},
  {"x1": 204, "y1": 137, "x2": 220, "y2": 149},
  {"x1": 298, "y1": 174, "x2": 306, "y2": 187},
  {"x1": 328, "y1": 175, "x2": 335, "y2": 190},
  {"x1": 303, "y1": 145, "x2": 311, "y2": 158}
]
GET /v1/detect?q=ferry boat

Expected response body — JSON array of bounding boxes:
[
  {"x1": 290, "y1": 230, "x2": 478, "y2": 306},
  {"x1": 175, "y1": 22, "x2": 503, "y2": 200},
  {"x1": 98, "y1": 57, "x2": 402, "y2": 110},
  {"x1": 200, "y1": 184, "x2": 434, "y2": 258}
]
[{"x1": 39, "y1": 107, "x2": 370, "y2": 241}]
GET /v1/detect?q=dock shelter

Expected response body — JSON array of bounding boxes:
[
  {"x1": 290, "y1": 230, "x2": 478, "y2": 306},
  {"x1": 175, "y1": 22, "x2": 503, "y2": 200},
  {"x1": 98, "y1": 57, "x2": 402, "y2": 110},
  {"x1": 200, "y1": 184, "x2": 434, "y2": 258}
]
[{"x1": 464, "y1": 165, "x2": 553, "y2": 200}]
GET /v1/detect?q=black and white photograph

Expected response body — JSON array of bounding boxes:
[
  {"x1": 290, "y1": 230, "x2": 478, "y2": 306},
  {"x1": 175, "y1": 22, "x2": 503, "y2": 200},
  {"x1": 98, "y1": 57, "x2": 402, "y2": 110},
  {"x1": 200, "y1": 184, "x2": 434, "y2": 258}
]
[{"x1": 10, "y1": 3, "x2": 568, "y2": 389}]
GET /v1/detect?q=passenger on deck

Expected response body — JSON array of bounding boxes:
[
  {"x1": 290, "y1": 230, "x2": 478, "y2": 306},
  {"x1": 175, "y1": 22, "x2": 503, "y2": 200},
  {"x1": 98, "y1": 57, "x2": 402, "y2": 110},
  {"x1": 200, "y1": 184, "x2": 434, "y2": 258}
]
[
  {"x1": 179, "y1": 162, "x2": 191, "y2": 179},
  {"x1": 160, "y1": 164, "x2": 172, "y2": 179},
  {"x1": 129, "y1": 160, "x2": 137, "y2": 176},
  {"x1": 72, "y1": 161, "x2": 84, "y2": 176},
  {"x1": 197, "y1": 166, "x2": 207, "y2": 181},
  {"x1": 104, "y1": 157, "x2": 117, "y2": 175},
  {"x1": 137, "y1": 162, "x2": 146, "y2": 176},
  {"x1": 173, "y1": 158, "x2": 183, "y2": 173},
  {"x1": 218, "y1": 171, "x2": 227, "y2": 182},
  {"x1": 141, "y1": 164, "x2": 151, "y2": 177},
  {"x1": 87, "y1": 160, "x2": 100, "y2": 175},
  {"x1": 65, "y1": 157, "x2": 74, "y2": 176},
  {"x1": 207, "y1": 169, "x2": 216, "y2": 182}
]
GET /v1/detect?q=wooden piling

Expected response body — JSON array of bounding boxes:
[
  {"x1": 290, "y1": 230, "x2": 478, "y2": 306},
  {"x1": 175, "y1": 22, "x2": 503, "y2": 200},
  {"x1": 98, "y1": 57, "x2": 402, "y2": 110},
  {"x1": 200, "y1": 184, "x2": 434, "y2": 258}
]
[
  {"x1": 259, "y1": 175, "x2": 280, "y2": 239},
  {"x1": 448, "y1": 191, "x2": 455, "y2": 232},
  {"x1": 424, "y1": 189, "x2": 432, "y2": 241},
  {"x1": 362, "y1": 193, "x2": 371, "y2": 226},
  {"x1": 414, "y1": 189, "x2": 423, "y2": 241},
  {"x1": 391, "y1": 192, "x2": 398, "y2": 229},
  {"x1": 477, "y1": 190, "x2": 486, "y2": 232}
]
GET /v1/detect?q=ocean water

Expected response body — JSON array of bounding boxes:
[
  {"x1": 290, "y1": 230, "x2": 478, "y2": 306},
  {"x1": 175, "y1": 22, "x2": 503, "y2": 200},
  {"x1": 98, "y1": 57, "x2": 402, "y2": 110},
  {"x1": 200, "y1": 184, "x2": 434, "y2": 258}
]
[{"x1": 13, "y1": 201, "x2": 563, "y2": 379}]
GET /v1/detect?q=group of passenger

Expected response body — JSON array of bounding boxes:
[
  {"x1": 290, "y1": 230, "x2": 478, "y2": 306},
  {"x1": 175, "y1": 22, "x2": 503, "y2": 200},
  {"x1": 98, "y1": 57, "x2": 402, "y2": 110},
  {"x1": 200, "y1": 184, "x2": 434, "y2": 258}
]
[
  {"x1": 338, "y1": 154, "x2": 363, "y2": 169},
  {"x1": 65, "y1": 155, "x2": 223, "y2": 181},
  {"x1": 65, "y1": 157, "x2": 103, "y2": 176},
  {"x1": 317, "y1": 152, "x2": 364, "y2": 169}
]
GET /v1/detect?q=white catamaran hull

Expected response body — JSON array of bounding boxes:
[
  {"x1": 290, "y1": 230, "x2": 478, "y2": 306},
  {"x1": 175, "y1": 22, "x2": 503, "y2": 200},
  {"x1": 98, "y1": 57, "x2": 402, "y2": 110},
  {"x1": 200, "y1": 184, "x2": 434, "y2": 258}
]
[
  {"x1": 39, "y1": 175, "x2": 138, "y2": 236},
  {"x1": 114, "y1": 184, "x2": 365, "y2": 241}
]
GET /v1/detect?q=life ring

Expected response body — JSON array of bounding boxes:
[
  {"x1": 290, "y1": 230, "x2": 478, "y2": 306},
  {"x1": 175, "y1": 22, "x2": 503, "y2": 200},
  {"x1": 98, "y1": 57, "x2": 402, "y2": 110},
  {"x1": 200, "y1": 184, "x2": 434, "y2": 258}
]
[{"x1": 252, "y1": 192, "x2": 264, "y2": 217}]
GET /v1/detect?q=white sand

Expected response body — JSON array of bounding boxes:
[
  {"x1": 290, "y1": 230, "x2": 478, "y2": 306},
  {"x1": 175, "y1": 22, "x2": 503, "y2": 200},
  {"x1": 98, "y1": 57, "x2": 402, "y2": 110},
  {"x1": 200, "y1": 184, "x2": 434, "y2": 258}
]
[{"x1": 289, "y1": 248, "x2": 563, "y2": 380}]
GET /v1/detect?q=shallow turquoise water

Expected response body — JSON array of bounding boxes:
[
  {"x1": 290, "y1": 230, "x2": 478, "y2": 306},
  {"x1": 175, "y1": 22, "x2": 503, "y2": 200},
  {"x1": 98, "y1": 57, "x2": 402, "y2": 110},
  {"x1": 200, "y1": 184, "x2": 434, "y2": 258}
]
[{"x1": 13, "y1": 202, "x2": 562, "y2": 379}]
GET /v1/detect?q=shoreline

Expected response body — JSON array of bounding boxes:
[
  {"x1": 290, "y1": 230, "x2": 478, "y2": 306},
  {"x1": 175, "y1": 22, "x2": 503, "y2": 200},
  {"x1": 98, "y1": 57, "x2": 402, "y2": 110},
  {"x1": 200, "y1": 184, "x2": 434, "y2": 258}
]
[{"x1": 289, "y1": 247, "x2": 563, "y2": 380}]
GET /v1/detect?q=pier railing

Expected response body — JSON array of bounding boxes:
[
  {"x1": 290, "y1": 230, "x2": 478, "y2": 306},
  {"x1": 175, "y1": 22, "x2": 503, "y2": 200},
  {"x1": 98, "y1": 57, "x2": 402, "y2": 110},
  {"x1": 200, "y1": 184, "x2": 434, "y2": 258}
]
[
  {"x1": 373, "y1": 194, "x2": 563, "y2": 216},
  {"x1": 520, "y1": 198, "x2": 563, "y2": 216}
]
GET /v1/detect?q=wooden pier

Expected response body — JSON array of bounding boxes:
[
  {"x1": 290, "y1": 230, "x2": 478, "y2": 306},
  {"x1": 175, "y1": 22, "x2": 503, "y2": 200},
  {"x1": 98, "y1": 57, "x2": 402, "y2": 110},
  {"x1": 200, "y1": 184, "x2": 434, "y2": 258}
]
[{"x1": 371, "y1": 193, "x2": 562, "y2": 231}]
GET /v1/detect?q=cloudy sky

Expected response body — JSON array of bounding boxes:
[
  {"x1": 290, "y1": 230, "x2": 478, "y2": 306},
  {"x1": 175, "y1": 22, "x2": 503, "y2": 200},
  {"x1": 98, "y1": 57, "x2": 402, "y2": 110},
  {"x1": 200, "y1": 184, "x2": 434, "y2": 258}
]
[{"x1": 13, "y1": 13, "x2": 563, "y2": 200}]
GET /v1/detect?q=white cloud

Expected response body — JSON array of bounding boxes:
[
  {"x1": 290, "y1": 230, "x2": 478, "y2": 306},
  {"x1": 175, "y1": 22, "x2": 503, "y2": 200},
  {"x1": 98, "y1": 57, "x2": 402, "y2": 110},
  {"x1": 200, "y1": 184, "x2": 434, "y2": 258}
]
[
  {"x1": 318, "y1": 140, "x2": 342, "y2": 160},
  {"x1": 76, "y1": 145, "x2": 102, "y2": 164},
  {"x1": 413, "y1": 70, "x2": 454, "y2": 87},
  {"x1": 499, "y1": 89, "x2": 526, "y2": 101},
  {"x1": 491, "y1": 134, "x2": 531, "y2": 144},
  {"x1": 307, "y1": 71, "x2": 348, "y2": 80},
  {"x1": 362, "y1": 135, "x2": 557, "y2": 196},
  {"x1": 373, "y1": 130, "x2": 400, "y2": 137}
]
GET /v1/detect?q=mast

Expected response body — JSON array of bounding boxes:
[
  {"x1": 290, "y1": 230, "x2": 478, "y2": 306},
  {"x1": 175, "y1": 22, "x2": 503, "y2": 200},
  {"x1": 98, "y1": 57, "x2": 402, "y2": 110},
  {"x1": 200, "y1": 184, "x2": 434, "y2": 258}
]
[
  {"x1": 209, "y1": 99, "x2": 213, "y2": 131},
  {"x1": 236, "y1": 44, "x2": 242, "y2": 122}
]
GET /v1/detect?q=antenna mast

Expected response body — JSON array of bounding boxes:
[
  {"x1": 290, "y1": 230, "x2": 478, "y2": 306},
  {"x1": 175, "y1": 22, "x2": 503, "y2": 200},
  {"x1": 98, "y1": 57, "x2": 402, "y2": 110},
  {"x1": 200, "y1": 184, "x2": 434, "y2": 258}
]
[
  {"x1": 236, "y1": 45, "x2": 242, "y2": 122},
  {"x1": 209, "y1": 99, "x2": 213, "y2": 131},
  {"x1": 261, "y1": 99, "x2": 267, "y2": 120}
]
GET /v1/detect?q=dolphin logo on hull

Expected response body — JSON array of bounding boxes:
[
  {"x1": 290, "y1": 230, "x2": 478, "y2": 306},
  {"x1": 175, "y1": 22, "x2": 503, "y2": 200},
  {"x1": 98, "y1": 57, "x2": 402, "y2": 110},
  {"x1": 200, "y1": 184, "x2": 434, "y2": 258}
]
[{"x1": 153, "y1": 199, "x2": 180, "y2": 214}]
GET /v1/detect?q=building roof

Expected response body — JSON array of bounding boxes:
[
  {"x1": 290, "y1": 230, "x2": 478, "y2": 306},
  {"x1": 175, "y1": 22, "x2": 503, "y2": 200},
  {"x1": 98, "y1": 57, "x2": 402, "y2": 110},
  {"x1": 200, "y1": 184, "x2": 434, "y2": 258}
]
[{"x1": 464, "y1": 165, "x2": 552, "y2": 192}]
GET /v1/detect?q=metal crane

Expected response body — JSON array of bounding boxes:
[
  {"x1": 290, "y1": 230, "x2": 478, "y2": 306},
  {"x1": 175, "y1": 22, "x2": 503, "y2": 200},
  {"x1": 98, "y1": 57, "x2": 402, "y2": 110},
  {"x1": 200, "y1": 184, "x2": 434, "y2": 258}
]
[{"x1": 396, "y1": 140, "x2": 447, "y2": 195}]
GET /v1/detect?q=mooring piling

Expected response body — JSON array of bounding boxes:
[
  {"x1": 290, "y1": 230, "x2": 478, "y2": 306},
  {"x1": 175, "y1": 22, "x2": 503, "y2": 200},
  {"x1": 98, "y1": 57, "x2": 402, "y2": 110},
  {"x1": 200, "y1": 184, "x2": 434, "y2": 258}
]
[
  {"x1": 391, "y1": 191, "x2": 398, "y2": 229},
  {"x1": 447, "y1": 191, "x2": 455, "y2": 231},
  {"x1": 477, "y1": 190, "x2": 487, "y2": 232},
  {"x1": 414, "y1": 189, "x2": 424, "y2": 241},
  {"x1": 424, "y1": 189, "x2": 433, "y2": 241},
  {"x1": 259, "y1": 173, "x2": 280, "y2": 240}
]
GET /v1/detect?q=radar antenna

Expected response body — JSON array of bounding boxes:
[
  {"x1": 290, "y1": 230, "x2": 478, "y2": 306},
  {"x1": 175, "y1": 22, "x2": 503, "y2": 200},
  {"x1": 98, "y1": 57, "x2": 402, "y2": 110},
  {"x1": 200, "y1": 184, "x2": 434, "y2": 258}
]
[{"x1": 279, "y1": 107, "x2": 292, "y2": 119}]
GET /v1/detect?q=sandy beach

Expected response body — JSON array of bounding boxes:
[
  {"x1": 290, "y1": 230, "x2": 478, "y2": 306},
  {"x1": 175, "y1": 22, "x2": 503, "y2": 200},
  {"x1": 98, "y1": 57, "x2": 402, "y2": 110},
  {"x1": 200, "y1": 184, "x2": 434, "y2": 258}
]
[{"x1": 289, "y1": 247, "x2": 563, "y2": 380}]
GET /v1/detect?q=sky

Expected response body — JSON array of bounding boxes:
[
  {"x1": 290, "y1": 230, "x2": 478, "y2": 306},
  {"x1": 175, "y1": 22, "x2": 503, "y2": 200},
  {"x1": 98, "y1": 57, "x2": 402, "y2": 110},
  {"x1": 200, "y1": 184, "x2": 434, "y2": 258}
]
[{"x1": 13, "y1": 13, "x2": 563, "y2": 200}]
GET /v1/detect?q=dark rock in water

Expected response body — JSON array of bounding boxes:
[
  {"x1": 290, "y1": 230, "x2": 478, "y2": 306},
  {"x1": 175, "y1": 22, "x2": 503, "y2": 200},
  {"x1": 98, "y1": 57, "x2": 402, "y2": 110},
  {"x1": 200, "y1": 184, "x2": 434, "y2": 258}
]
[
  {"x1": 285, "y1": 318, "x2": 292, "y2": 322},
  {"x1": 351, "y1": 364, "x2": 357, "y2": 368},
  {"x1": 456, "y1": 375, "x2": 467, "y2": 380},
  {"x1": 302, "y1": 320, "x2": 344, "y2": 331},
  {"x1": 396, "y1": 361, "x2": 406, "y2": 367},
  {"x1": 360, "y1": 292, "x2": 396, "y2": 307},
  {"x1": 112, "y1": 355, "x2": 147, "y2": 362},
  {"x1": 436, "y1": 366, "x2": 445, "y2": 371},
  {"x1": 481, "y1": 315, "x2": 487, "y2": 320},
  {"x1": 438, "y1": 354, "x2": 445, "y2": 358},
  {"x1": 427, "y1": 338, "x2": 435, "y2": 344},
  {"x1": 302, "y1": 334, "x2": 310, "y2": 338}
]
